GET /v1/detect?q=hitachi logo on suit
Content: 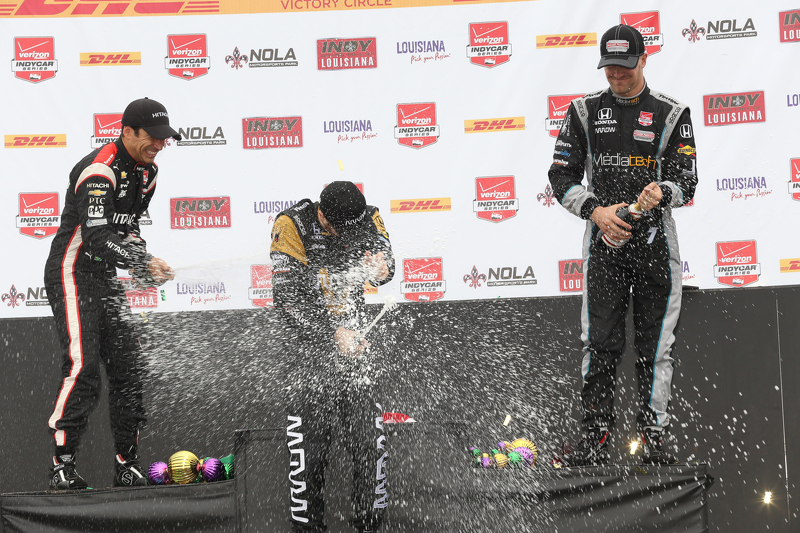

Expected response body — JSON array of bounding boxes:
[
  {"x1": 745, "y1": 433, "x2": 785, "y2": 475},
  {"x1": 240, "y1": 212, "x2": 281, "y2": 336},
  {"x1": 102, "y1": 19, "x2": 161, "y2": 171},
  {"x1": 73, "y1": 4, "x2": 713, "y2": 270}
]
[{"x1": 593, "y1": 153, "x2": 657, "y2": 169}]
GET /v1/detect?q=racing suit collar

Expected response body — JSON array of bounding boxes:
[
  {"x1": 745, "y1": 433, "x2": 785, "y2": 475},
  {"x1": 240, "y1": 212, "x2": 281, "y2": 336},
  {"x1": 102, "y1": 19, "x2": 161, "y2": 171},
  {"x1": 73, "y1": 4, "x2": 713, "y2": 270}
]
[
  {"x1": 610, "y1": 83, "x2": 649, "y2": 107},
  {"x1": 115, "y1": 136, "x2": 145, "y2": 169}
]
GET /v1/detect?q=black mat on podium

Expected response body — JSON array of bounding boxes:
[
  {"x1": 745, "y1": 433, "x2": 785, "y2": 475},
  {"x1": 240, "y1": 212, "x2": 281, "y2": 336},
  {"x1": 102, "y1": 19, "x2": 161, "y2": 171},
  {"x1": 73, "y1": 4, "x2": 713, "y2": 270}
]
[{"x1": 0, "y1": 480, "x2": 237, "y2": 533}]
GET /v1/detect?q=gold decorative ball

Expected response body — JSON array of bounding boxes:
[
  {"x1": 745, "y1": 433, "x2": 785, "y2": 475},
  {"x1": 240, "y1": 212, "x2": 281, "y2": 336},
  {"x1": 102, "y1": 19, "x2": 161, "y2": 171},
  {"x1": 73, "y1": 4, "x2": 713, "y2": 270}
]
[
  {"x1": 494, "y1": 453, "x2": 508, "y2": 469},
  {"x1": 169, "y1": 450, "x2": 199, "y2": 484},
  {"x1": 510, "y1": 438, "x2": 539, "y2": 465}
]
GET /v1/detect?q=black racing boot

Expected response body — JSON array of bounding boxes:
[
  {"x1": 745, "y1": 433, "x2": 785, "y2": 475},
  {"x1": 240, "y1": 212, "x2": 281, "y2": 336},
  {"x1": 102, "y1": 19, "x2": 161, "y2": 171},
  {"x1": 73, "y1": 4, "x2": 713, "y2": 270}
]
[
  {"x1": 50, "y1": 454, "x2": 89, "y2": 490},
  {"x1": 114, "y1": 446, "x2": 148, "y2": 486},
  {"x1": 640, "y1": 429, "x2": 679, "y2": 465},
  {"x1": 558, "y1": 428, "x2": 611, "y2": 467}
]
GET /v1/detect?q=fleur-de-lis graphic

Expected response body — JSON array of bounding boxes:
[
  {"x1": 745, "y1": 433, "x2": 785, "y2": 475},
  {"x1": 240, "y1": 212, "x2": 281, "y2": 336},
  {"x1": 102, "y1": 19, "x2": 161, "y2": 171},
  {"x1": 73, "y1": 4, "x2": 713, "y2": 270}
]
[
  {"x1": 2, "y1": 285, "x2": 25, "y2": 308},
  {"x1": 225, "y1": 47, "x2": 248, "y2": 70},
  {"x1": 537, "y1": 184, "x2": 556, "y2": 207},
  {"x1": 463, "y1": 266, "x2": 487, "y2": 288},
  {"x1": 682, "y1": 20, "x2": 705, "y2": 43}
]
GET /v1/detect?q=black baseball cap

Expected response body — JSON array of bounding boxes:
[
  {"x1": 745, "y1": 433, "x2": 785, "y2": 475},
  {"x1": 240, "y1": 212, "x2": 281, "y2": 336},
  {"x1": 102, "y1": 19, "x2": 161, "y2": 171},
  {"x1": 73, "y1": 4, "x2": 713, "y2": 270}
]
[
  {"x1": 598, "y1": 24, "x2": 646, "y2": 69},
  {"x1": 121, "y1": 97, "x2": 181, "y2": 141},
  {"x1": 319, "y1": 181, "x2": 368, "y2": 233}
]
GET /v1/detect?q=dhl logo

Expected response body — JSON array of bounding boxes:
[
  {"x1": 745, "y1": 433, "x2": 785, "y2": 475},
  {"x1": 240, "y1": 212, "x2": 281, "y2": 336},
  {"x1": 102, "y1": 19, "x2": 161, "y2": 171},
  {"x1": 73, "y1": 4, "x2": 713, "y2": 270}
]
[
  {"x1": 390, "y1": 198, "x2": 451, "y2": 213},
  {"x1": 779, "y1": 259, "x2": 800, "y2": 273},
  {"x1": 4, "y1": 134, "x2": 66, "y2": 148},
  {"x1": 464, "y1": 116, "x2": 525, "y2": 133},
  {"x1": 80, "y1": 52, "x2": 141, "y2": 65},
  {"x1": 536, "y1": 33, "x2": 597, "y2": 49},
  {"x1": 2, "y1": 0, "x2": 219, "y2": 17}
]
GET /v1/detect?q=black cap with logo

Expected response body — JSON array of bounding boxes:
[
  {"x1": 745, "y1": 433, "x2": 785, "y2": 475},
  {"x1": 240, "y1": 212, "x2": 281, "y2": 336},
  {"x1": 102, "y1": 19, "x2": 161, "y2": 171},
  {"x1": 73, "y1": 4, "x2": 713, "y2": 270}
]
[
  {"x1": 319, "y1": 181, "x2": 368, "y2": 234},
  {"x1": 121, "y1": 97, "x2": 182, "y2": 141},
  {"x1": 597, "y1": 24, "x2": 646, "y2": 69}
]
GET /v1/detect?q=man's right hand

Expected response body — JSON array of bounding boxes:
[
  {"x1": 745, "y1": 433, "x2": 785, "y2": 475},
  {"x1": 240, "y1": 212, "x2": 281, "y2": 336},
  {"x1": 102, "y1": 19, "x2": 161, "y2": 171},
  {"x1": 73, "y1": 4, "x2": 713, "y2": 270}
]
[
  {"x1": 334, "y1": 326, "x2": 370, "y2": 356},
  {"x1": 148, "y1": 257, "x2": 175, "y2": 285},
  {"x1": 591, "y1": 204, "x2": 632, "y2": 242}
]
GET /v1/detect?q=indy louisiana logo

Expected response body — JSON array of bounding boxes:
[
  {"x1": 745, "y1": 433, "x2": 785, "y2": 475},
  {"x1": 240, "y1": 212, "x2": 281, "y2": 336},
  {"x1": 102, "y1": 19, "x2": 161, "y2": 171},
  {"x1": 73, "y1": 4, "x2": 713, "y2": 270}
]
[
  {"x1": 12, "y1": 37, "x2": 57, "y2": 83},
  {"x1": 317, "y1": 37, "x2": 376, "y2": 70},
  {"x1": 781, "y1": 9, "x2": 800, "y2": 42},
  {"x1": 394, "y1": 102, "x2": 439, "y2": 149},
  {"x1": 249, "y1": 264, "x2": 273, "y2": 308},
  {"x1": 91, "y1": 113, "x2": 122, "y2": 149},
  {"x1": 559, "y1": 259, "x2": 583, "y2": 292},
  {"x1": 165, "y1": 34, "x2": 210, "y2": 80},
  {"x1": 466, "y1": 22, "x2": 511, "y2": 68},
  {"x1": 714, "y1": 240, "x2": 761, "y2": 288},
  {"x1": 473, "y1": 176, "x2": 519, "y2": 223},
  {"x1": 120, "y1": 277, "x2": 157, "y2": 308},
  {"x1": 242, "y1": 117, "x2": 302, "y2": 149},
  {"x1": 16, "y1": 193, "x2": 60, "y2": 239},
  {"x1": 400, "y1": 258, "x2": 445, "y2": 302},
  {"x1": 170, "y1": 197, "x2": 231, "y2": 229},
  {"x1": 703, "y1": 91, "x2": 765, "y2": 126}
]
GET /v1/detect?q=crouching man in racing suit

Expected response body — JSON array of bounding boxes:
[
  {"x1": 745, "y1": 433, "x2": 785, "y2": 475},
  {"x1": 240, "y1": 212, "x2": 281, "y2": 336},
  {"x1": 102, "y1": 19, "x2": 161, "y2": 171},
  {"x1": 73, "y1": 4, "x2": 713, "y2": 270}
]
[
  {"x1": 44, "y1": 98, "x2": 179, "y2": 489},
  {"x1": 270, "y1": 181, "x2": 395, "y2": 532},
  {"x1": 548, "y1": 25, "x2": 698, "y2": 466}
]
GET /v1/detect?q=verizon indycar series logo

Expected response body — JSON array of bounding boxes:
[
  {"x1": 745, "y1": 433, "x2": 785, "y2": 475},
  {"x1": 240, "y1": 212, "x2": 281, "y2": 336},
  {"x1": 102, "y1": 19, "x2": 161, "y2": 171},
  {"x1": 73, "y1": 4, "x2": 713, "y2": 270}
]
[
  {"x1": 621, "y1": 11, "x2": 663, "y2": 55},
  {"x1": 171, "y1": 197, "x2": 231, "y2": 229},
  {"x1": 714, "y1": 240, "x2": 760, "y2": 288},
  {"x1": 703, "y1": 91, "x2": 765, "y2": 126},
  {"x1": 177, "y1": 126, "x2": 226, "y2": 146},
  {"x1": 243, "y1": 117, "x2": 302, "y2": 149},
  {"x1": 466, "y1": 22, "x2": 511, "y2": 68},
  {"x1": 464, "y1": 117, "x2": 524, "y2": 133},
  {"x1": 317, "y1": 37, "x2": 376, "y2": 70},
  {"x1": 559, "y1": 259, "x2": 583, "y2": 292},
  {"x1": 395, "y1": 103, "x2": 438, "y2": 149},
  {"x1": 165, "y1": 34, "x2": 210, "y2": 80},
  {"x1": 781, "y1": 9, "x2": 800, "y2": 42},
  {"x1": 545, "y1": 94, "x2": 584, "y2": 137},
  {"x1": 390, "y1": 198, "x2": 450, "y2": 213},
  {"x1": 401, "y1": 258, "x2": 445, "y2": 302},
  {"x1": 120, "y1": 277, "x2": 157, "y2": 309},
  {"x1": 91, "y1": 113, "x2": 122, "y2": 148},
  {"x1": 12, "y1": 37, "x2": 57, "y2": 83},
  {"x1": 790, "y1": 158, "x2": 800, "y2": 201},
  {"x1": 249, "y1": 264, "x2": 273, "y2": 308},
  {"x1": 16, "y1": 193, "x2": 60, "y2": 239},
  {"x1": 536, "y1": 33, "x2": 597, "y2": 49},
  {"x1": 4, "y1": 134, "x2": 66, "y2": 148},
  {"x1": 473, "y1": 176, "x2": 518, "y2": 223}
]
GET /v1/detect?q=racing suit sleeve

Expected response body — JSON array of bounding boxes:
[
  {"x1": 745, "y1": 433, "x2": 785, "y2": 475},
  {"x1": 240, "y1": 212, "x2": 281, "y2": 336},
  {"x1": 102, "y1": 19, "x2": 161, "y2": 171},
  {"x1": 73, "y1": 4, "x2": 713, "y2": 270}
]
[
  {"x1": 270, "y1": 214, "x2": 339, "y2": 338},
  {"x1": 128, "y1": 169, "x2": 159, "y2": 283},
  {"x1": 75, "y1": 169, "x2": 152, "y2": 272},
  {"x1": 657, "y1": 109, "x2": 698, "y2": 208},
  {"x1": 366, "y1": 209, "x2": 395, "y2": 287},
  {"x1": 548, "y1": 102, "x2": 601, "y2": 220}
]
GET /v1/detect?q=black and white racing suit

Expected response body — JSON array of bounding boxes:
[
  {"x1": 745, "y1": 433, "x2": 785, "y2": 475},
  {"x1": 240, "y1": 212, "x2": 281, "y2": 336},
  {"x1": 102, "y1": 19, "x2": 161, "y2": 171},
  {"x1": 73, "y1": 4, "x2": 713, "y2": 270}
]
[
  {"x1": 548, "y1": 84, "x2": 698, "y2": 431},
  {"x1": 44, "y1": 137, "x2": 157, "y2": 454},
  {"x1": 270, "y1": 199, "x2": 395, "y2": 532}
]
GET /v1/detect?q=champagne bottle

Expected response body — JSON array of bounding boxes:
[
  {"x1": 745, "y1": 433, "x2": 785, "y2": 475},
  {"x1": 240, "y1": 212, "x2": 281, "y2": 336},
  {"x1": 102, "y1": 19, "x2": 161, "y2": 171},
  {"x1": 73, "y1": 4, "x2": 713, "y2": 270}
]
[{"x1": 600, "y1": 202, "x2": 643, "y2": 248}]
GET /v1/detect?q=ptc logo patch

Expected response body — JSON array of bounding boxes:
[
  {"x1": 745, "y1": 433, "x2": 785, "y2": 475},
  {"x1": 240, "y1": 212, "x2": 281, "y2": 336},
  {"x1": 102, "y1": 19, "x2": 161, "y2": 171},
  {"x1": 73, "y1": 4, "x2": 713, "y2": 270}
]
[
  {"x1": 394, "y1": 102, "x2": 438, "y2": 149},
  {"x1": 165, "y1": 34, "x2": 210, "y2": 80},
  {"x1": 473, "y1": 176, "x2": 518, "y2": 223},
  {"x1": 466, "y1": 22, "x2": 511, "y2": 68},
  {"x1": 400, "y1": 258, "x2": 445, "y2": 302},
  {"x1": 12, "y1": 37, "x2": 57, "y2": 83},
  {"x1": 714, "y1": 240, "x2": 760, "y2": 288},
  {"x1": 16, "y1": 193, "x2": 60, "y2": 239}
]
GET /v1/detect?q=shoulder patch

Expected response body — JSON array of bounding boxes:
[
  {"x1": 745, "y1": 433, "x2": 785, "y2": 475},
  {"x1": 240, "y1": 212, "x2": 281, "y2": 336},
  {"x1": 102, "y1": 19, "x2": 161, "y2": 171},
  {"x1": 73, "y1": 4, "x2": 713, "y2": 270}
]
[{"x1": 271, "y1": 215, "x2": 307, "y2": 265}]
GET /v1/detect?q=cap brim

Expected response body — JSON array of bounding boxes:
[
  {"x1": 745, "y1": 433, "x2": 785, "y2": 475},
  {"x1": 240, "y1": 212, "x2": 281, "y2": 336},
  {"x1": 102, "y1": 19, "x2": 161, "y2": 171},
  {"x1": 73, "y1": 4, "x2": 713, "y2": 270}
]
[
  {"x1": 597, "y1": 54, "x2": 640, "y2": 69},
  {"x1": 142, "y1": 124, "x2": 182, "y2": 141}
]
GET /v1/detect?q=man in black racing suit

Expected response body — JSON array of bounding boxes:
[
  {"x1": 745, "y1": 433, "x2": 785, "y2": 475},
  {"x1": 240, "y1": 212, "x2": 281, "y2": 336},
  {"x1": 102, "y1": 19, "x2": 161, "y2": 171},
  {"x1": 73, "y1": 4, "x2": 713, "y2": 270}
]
[
  {"x1": 270, "y1": 181, "x2": 395, "y2": 532},
  {"x1": 548, "y1": 25, "x2": 698, "y2": 466},
  {"x1": 44, "y1": 98, "x2": 180, "y2": 489}
]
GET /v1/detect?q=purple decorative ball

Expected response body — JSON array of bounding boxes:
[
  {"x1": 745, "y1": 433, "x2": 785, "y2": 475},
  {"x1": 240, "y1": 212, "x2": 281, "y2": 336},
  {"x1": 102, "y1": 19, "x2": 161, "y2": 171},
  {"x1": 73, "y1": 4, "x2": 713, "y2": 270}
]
[
  {"x1": 514, "y1": 447, "x2": 535, "y2": 467},
  {"x1": 200, "y1": 457, "x2": 224, "y2": 482},
  {"x1": 480, "y1": 457, "x2": 493, "y2": 468},
  {"x1": 148, "y1": 461, "x2": 171, "y2": 485}
]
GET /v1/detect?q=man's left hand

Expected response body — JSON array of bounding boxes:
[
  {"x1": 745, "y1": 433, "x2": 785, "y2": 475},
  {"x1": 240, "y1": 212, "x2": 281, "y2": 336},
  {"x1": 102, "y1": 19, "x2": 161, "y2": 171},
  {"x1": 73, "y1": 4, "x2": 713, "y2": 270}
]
[
  {"x1": 638, "y1": 182, "x2": 663, "y2": 211},
  {"x1": 364, "y1": 251, "x2": 389, "y2": 282}
]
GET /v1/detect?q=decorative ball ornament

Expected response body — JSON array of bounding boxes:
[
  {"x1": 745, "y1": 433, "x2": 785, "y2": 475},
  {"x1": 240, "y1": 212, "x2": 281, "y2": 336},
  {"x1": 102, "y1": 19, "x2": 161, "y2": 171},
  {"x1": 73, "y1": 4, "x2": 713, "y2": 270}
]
[
  {"x1": 494, "y1": 453, "x2": 508, "y2": 468},
  {"x1": 200, "y1": 457, "x2": 224, "y2": 482},
  {"x1": 510, "y1": 438, "x2": 538, "y2": 465},
  {"x1": 514, "y1": 446, "x2": 535, "y2": 467},
  {"x1": 507, "y1": 450, "x2": 523, "y2": 466},
  {"x1": 148, "y1": 461, "x2": 171, "y2": 485},
  {"x1": 169, "y1": 451, "x2": 199, "y2": 484},
  {"x1": 220, "y1": 454, "x2": 235, "y2": 479}
]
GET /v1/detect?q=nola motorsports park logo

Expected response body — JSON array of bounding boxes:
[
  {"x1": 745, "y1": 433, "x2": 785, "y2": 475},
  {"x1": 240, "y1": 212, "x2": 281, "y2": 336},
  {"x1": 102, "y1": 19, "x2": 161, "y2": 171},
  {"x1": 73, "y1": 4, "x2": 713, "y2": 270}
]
[
  {"x1": 11, "y1": 37, "x2": 57, "y2": 83},
  {"x1": 165, "y1": 34, "x2": 210, "y2": 80},
  {"x1": 400, "y1": 258, "x2": 445, "y2": 302},
  {"x1": 466, "y1": 22, "x2": 511, "y2": 68},
  {"x1": 249, "y1": 264, "x2": 273, "y2": 308},
  {"x1": 16, "y1": 192, "x2": 60, "y2": 239},
  {"x1": 682, "y1": 17, "x2": 757, "y2": 42},
  {"x1": 394, "y1": 102, "x2": 438, "y2": 149},
  {"x1": 790, "y1": 158, "x2": 800, "y2": 201},
  {"x1": 703, "y1": 91, "x2": 765, "y2": 126},
  {"x1": 242, "y1": 116, "x2": 302, "y2": 149},
  {"x1": 545, "y1": 94, "x2": 584, "y2": 137},
  {"x1": 621, "y1": 11, "x2": 662, "y2": 54},
  {"x1": 91, "y1": 113, "x2": 122, "y2": 148},
  {"x1": 317, "y1": 37, "x2": 376, "y2": 70},
  {"x1": 714, "y1": 240, "x2": 761, "y2": 288},
  {"x1": 170, "y1": 197, "x2": 231, "y2": 229},
  {"x1": 473, "y1": 176, "x2": 518, "y2": 223}
]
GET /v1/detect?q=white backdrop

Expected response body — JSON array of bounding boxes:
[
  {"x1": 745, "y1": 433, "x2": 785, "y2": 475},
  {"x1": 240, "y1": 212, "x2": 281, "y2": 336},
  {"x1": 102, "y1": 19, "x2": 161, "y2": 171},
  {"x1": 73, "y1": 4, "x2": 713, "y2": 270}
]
[{"x1": 1, "y1": 0, "x2": 799, "y2": 317}]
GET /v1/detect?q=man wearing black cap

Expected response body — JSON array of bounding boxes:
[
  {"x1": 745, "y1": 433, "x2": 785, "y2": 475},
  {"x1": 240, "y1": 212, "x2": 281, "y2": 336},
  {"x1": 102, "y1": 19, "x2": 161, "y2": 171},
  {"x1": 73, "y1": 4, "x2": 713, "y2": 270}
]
[
  {"x1": 44, "y1": 97, "x2": 180, "y2": 489},
  {"x1": 270, "y1": 181, "x2": 394, "y2": 532},
  {"x1": 549, "y1": 25, "x2": 698, "y2": 466}
]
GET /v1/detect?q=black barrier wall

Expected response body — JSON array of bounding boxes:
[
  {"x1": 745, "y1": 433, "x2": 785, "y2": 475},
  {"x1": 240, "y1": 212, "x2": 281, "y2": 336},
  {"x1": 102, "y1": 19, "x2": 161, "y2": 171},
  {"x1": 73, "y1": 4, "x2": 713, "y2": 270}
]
[{"x1": 1, "y1": 286, "x2": 798, "y2": 532}]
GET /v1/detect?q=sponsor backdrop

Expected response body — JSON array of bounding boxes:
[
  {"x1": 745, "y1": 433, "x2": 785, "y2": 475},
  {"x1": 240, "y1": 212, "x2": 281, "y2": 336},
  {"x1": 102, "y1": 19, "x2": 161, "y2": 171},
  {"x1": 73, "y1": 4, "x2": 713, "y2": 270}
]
[{"x1": 1, "y1": 0, "x2": 799, "y2": 317}]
